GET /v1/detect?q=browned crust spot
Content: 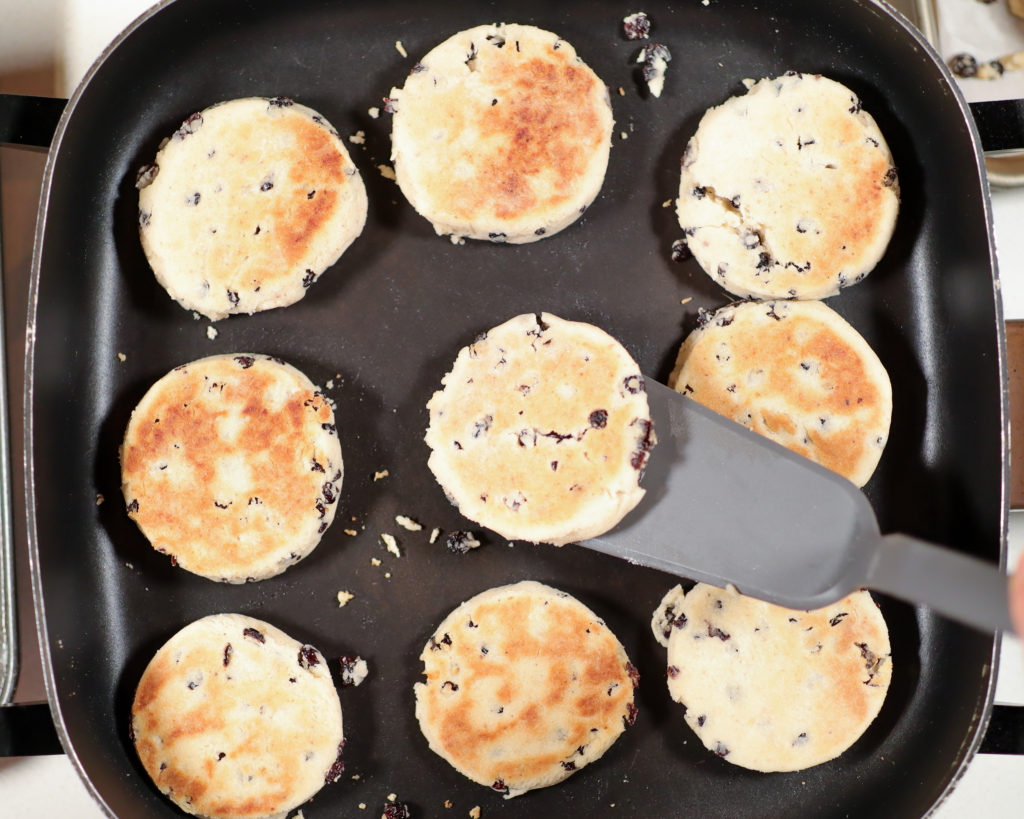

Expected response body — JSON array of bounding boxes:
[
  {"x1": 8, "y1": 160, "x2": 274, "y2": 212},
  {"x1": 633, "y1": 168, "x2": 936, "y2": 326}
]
[
  {"x1": 420, "y1": 588, "x2": 632, "y2": 790},
  {"x1": 121, "y1": 357, "x2": 338, "y2": 576}
]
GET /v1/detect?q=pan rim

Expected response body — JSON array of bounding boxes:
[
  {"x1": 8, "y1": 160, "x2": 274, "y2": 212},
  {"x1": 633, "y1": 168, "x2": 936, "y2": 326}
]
[{"x1": 19, "y1": 1, "x2": 1009, "y2": 817}]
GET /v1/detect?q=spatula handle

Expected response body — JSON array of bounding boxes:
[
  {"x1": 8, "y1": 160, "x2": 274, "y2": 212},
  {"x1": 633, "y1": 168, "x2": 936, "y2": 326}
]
[
  {"x1": 0, "y1": 94, "x2": 66, "y2": 147},
  {"x1": 867, "y1": 534, "x2": 1013, "y2": 633},
  {"x1": 969, "y1": 99, "x2": 1024, "y2": 154}
]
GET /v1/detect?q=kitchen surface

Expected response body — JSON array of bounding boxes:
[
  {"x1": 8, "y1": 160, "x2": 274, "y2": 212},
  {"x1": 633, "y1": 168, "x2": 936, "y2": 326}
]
[{"x1": 2, "y1": 0, "x2": 1024, "y2": 816}]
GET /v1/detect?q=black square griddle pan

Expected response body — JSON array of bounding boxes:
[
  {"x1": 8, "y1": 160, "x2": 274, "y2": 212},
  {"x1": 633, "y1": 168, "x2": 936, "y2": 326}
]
[{"x1": 24, "y1": 0, "x2": 1007, "y2": 816}]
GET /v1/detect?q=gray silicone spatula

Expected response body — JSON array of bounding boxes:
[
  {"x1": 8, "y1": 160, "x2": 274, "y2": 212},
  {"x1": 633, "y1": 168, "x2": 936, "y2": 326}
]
[{"x1": 583, "y1": 380, "x2": 1014, "y2": 633}]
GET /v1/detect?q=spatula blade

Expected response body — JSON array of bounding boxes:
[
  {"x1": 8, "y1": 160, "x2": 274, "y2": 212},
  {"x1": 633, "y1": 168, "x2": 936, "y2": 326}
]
[{"x1": 584, "y1": 379, "x2": 880, "y2": 610}]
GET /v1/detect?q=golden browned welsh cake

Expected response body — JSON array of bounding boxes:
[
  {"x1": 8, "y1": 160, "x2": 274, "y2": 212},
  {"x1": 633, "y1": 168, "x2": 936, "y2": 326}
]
[
  {"x1": 131, "y1": 614, "x2": 344, "y2": 819},
  {"x1": 415, "y1": 581, "x2": 638, "y2": 797},
  {"x1": 670, "y1": 299, "x2": 891, "y2": 487},
  {"x1": 120, "y1": 354, "x2": 343, "y2": 582},
  {"x1": 676, "y1": 72, "x2": 899, "y2": 300},
  {"x1": 389, "y1": 23, "x2": 613, "y2": 243},
  {"x1": 662, "y1": 583, "x2": 891, "y2": 772},
  {"x1": 425, "y1": 312, "x2": 655, "y2": 545},
  {"x1": 137, "y1": 97, "x2": 367, "y2": 319}
]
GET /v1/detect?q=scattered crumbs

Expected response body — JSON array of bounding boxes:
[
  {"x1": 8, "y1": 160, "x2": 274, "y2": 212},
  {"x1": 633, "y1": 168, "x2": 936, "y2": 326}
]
[
  {"x1": 395, "y1": 514, "x2": 422, "y2": 531},
  {"x1": 469, "y1": 807, "x2": 481, "y2": 819},
  {"x1": 449, "y1": 234, "x2": 466, "y2": 245},
  {"x1": 620, "y1": 131, "x2": 629, "y2": 140},
  {"x1": 377, "y1": 164, "x2": 397, "y2": 181},
  {"x1": 95, "y1": 494, "x2": 104, "y2": 506},
  {"x1": 680, "y1": 296, "x2": 693, "y2": 305},
  {"x1": 618, "y1": 86, "x2": 626, "y2": 96},
  {"x1": 325, "y1": 379, "x2": 334, "y2": 389},
  {"x1": 57, "y1": 639, "x2": 63, "y2": 648},
  {"x1": 125, "y1": 562, "x2": 134, "y2": 570},
  {"x1": 703, "y1": 0, "x2": 709, "y2": 5},
  {"x1": 381, "y1": 533, "x2": 401, "y2": 557},
  {"x1": 206, "y1": 325, "x2": 218, "y2": 340},
  {"x1": 373, "y1": 469, "x2": 390, "y2": 481},
  {"x1": 117, "y1": 352, "x2": 127, "y2": 362},
  {"x1": 291, "y1": 811, "x2": 305, "y2": 819},
  {"x1": 429, "y1": 527, "x2": 441, "y2": 544},
  {"x1": 358, "y1": 804, "x2": 366, "y2": 811},
  {"x1": 349, "y1": 130, "x2": 366, "y2": 145},
  {"x1": 384, "y1": 571, "x2": 392, "y2": 579},
  {"x1": 387, "y1": 793, "x2": 397, "y2": 802},
  {"x1": 192, "y1": 311, "x2": 202, "y2": 320},
  {"x1": 444, "y1": 800, "x2": 453, "y2": 809},
  {"x1": 395, "y1": 40, "x2": 407, "y2": 57},
  {"x1": 368, "y1": 106, "x2": 380, "y2": 119},
  {"x1": 337, "y1": 590, "x2": 355, "y2": 607},
  {"x1": 371, "y1": 557, "x2": 382, "y2": 567},
  {"x1": 344, "y1": 528, "x2": 359, "y2": 537},
  {"x1": 662, "y1": 199, "x2": 673, "y2": 208}
]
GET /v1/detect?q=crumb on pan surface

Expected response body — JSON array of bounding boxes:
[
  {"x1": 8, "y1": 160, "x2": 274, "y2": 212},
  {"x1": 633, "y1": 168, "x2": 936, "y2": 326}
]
[
  {"x1": 622, "y1": 11, "x2": 651, "y2": 40},
  {"x1": 381, "y1": 532, "x2": 402, "y2": 557},
  {"x1": 340, "y1": 655, "x2": 369, "y2": 686},
  {"x1": 636, "y1": 42, "x2": 671, "y2": 98}
]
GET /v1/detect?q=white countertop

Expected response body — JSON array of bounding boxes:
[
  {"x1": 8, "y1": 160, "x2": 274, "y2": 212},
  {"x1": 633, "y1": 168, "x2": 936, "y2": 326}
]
[
  {"x1": 995, "y1": 186, "x2": 1024, "y2": 316},
  {"x1": 2, "y1": 1, "x2": 1024, "y2": 816}
]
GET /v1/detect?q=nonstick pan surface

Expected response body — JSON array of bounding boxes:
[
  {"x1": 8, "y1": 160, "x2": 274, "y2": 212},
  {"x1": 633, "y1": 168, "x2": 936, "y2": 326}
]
[{"x1": 26, "y1": 0, "x2": 1006, "y2": 816}]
